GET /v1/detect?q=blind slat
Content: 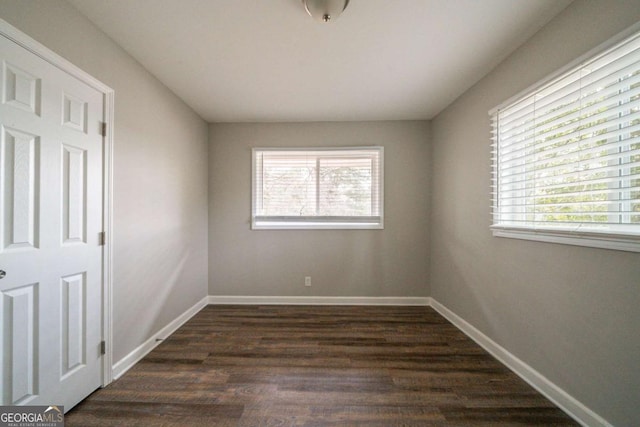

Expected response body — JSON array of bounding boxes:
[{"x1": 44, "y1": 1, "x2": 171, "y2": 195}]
[{"x1": 498, "y1": 131, "x2": 640, "y2": 172}]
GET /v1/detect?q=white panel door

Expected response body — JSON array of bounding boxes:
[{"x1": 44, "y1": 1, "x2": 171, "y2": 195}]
[{"x1": 0, "y1": 34, "x2": 103, "y2": 410}]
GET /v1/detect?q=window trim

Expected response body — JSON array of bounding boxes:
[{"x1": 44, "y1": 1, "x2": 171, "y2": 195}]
[
  {"x1": 492, "y1": 227, "x2": 640, "y2": 253},
  {"x1": 251, "y1": 146, "x2": 384, "y2": 230},
  {"x1": 489, "y1": 22, "x2": 640, "y2": 253}
]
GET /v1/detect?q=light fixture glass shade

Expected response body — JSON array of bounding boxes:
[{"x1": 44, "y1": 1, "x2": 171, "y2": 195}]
[{"x1": 302, "y1": 0, "x2": 350, "y2": 23}]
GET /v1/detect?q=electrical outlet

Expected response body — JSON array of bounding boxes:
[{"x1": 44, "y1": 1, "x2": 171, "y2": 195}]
[{"x1": 305, "y1": 276, "x2": 312, "y2": 287}]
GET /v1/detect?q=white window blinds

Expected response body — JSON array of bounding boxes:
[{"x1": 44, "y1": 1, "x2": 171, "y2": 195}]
[
  {"x1": 252, "y1": 147, "x2": 384, "y2": 229},
  {"x1": 491, "y1": 28, "x2": 640, "y2": 251}
]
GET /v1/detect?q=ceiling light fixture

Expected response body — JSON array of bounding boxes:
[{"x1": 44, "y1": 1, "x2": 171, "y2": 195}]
[{"x1": 302, "y1": 0, "x2": 350, "y2": 23}]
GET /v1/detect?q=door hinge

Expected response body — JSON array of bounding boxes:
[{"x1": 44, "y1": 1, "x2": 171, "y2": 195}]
[
  {"x1": 100, "y1": 341, "x2": 106, "y2": 355},
  {"x1": 98, "y1": 231, "x2": 106, "y2": 246},
  {"x1": 101, "y1": 122, "x2": 107, "y2": 137}
]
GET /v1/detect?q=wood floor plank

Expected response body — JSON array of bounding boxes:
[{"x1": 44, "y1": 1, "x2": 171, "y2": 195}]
[{"x1": 66, "y1": 305, "x2": 578, "y2": 426}]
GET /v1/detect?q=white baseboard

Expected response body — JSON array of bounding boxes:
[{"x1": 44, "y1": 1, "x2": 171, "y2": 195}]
[
  {"x1": 207, "y1": 295, "x2": 431, "y2": 306},
  {"x1": 429, "y1": 298, "x2": 612, "y2": 427},
  {"x1": 112, "y1": 296, "x2": 208, "y2": 380}
]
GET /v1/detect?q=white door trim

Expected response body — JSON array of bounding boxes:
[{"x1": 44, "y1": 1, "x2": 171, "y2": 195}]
[{"x1": 0, "y1": 18, "x2": 115, "y2": 386}]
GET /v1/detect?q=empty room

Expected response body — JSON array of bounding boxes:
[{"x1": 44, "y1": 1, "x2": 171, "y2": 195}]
[{"x1": 0, "y1": 0, "x2": 639, "y2": 425}]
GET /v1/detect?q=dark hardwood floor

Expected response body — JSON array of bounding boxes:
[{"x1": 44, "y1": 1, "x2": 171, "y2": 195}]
[{"x1": 67, "y1": 305, "x2": 578, "y2": 426}]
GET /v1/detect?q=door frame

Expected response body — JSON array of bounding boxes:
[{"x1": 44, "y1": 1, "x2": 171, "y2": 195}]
[{"x1": 0, "y1": 19, "x2": 115, "y2": 386}]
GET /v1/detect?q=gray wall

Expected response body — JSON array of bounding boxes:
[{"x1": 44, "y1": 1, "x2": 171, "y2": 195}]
[
  {"x1": 4, "y1": 0, "x2": 637, "y2": 423},
  {"x1": 0, "y1": 0, "x2": 209, "y2": 363},
  {"x1": 430, "y1": 1, "x2": 640, "y2": 425},
  {"x1": 209, "y1": 121, "x2": 430, "y2": 298}
]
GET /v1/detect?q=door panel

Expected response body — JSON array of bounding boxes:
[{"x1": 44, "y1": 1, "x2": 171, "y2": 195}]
[
  {"x1": 2, "y1": 282, "x2": 37, "y2": 404},
  {"x1": 0, "y1": 33, "x2": 104, "y2": 410},
  {"x1": 2, "y1": 126, "x2": 39, "y2": 251}
]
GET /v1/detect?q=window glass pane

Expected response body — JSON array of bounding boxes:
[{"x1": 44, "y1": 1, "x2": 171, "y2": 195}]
[
  {"x1": 319, "y1": 157, "x2": 373, "y2": 216},
  {"x1": 262, "y1": 155, "x2": 316, "y2": 216}
]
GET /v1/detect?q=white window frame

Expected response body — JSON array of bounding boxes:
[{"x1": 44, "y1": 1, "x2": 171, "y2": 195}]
[
  {"x1": 252, "y1": 147, "x2": 384, "y2": 230},
  {"x1": 490, "y1": 23, "x2": 640, "y2": 253}
]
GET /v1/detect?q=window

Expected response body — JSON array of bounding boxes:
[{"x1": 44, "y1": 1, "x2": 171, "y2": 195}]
[
  {"x1": 252, "y1": 147, "x2": 383, "y2": 229},
  {"x1": 490, "y1": 27, "x2": 640, "y2": 252}
]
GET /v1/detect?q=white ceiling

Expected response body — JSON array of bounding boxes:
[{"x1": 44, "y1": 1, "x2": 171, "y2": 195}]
[{"x1": 67, "y1": 0, "x2": 572, "y2": 123}]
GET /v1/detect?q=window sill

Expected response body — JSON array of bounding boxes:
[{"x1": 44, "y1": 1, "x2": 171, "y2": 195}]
[
  {"x1": 252, "y1": 221, "x2": 384, "y2": 230},
  {"x1": 491, "y1": 226, "x2": 640, "y2": 253}
]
